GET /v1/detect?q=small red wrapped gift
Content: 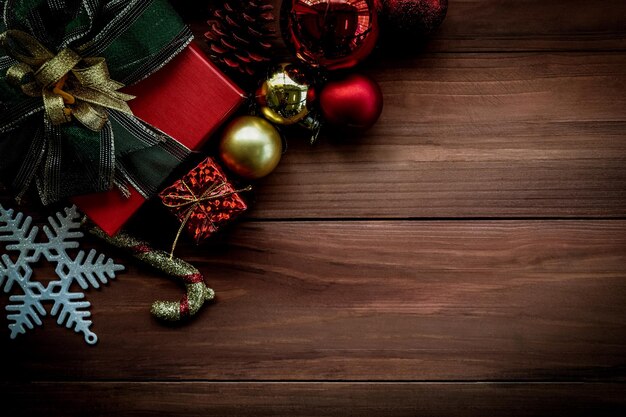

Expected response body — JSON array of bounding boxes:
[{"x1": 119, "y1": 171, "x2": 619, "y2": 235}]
[
  {"x1": 159, "y1": 157, "x2": 250, "y2": 246},
  {"x1": 73, "y1": 43, "x2": 245, "y2": 236}
]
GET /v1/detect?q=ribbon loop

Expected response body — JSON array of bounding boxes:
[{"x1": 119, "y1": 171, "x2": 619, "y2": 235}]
[
  {"x1": 34, "y1": 48, "x2": 81, "y2": 86},
  {"x1": 5, "y1": 62, "x2": 40, "y2": 97},
  {"x1": 0, "y1": 30, "x2": 54, "y2": 66},
  {"x1": 6, "y1": 62, "x2": 33, "y2": 86},
  {"x1": 42, "y1": 88, "x2": 72, "y2": 125},
  {"x1": 72, "y1": 101, "x2": 108, "y2": 131},
  {"x1": 73, "y1": 58, "x2": 113, "y2": 87},
  {"x1": 0, "y1": 30, "x2": 133, "y2": 131}
]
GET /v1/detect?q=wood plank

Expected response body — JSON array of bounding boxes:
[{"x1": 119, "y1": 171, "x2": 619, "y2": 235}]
[
  {"x1": 427, "y1": 0, "x2": 626, "y2": 52},
  {"x1": 1, "y1": 221, "x2": 625, "y2": 381},
  {"x1": 247, "y1": 53, "x2": 626, "y2": 219},
  {"x1": 180, "y1": 0, "x2": 626, "y2": 53},
  {"x1": 2, "y1": 382, "x2": 626, "y2": 417}
]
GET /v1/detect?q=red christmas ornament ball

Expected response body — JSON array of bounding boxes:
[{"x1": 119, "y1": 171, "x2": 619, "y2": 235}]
[
  {"x1": 381, "y1": 0, "x2": 448, "y2": 36},
  {"x1": 281, "y1": 0, "x2": 380, "y2": 71},
  {"x1": 320, "y1": 73, "x2": 383, "y2": 131}
]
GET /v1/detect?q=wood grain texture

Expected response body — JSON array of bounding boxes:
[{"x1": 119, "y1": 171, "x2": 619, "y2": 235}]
[
  {"x1": 2, "y1": 1, "x2": 626, "y2": 415},
  {"x1": 246, "y1": 53, "x2": 626, "y2": 219},
  {"x1": 429, "y1": 0, "x2": 626, "y2": 52},
  {"x1": 1, "y1": 221, "x2": 625, "y2": 381},
  {"x1": 2, "y1": 382, "x2": 626, "y2": 417}
]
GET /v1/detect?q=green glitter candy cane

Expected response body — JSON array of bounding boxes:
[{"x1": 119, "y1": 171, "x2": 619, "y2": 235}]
[{"x1": 88, "y1": 226, "x2": 214, "y2": 322}]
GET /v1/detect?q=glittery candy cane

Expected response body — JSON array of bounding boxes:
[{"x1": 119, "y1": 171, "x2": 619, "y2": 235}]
[{"x1": 88, "y1": 226, "x2": 214, "y2": 322}]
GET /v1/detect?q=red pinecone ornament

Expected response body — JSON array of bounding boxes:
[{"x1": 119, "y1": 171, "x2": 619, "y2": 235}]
[
  {"x1": 205, "y1": 0, "x2": 278, "y2": 80},
  {"x1": 381, "y1": 0, "x2": 448, "y2": 36}
]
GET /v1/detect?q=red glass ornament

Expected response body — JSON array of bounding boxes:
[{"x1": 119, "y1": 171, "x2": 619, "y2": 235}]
[
  {"x1": 320, "y1": 73, "x2": 383, "y2": 130},
  {"x1": 282, "y1": 0, "x2": 380, "y2": 71}
]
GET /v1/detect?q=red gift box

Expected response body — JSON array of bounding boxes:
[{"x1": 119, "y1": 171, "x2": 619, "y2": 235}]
[
  {"x1": 73, "y1": 42, "x2": 245, "y2": 236},
  {"x1": 159, "y1": 157, "x2": 249, "y2": 244}
]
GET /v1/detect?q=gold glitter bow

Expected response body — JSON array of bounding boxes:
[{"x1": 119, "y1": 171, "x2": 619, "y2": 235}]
[{"x1": 0, "y1": 30, "x2": 134, "y2": 131}]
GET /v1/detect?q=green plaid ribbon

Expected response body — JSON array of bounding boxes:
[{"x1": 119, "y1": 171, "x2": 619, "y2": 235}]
[{"x1": 0, "y1": 0, "x2": 194, "y2": 204}]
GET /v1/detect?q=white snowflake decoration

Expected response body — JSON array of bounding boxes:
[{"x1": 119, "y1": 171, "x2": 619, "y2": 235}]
[{"x1": 0, "y1": 205, "x2": 124, "y2": 345}]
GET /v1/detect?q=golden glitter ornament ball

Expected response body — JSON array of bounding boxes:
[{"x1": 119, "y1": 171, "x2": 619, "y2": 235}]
[
  {"x1": 256, "y1": 62, "x2": 315, "y2": 125},
  {"x1": 219, "y1": 116, "x2": 283, "y2": 180}
]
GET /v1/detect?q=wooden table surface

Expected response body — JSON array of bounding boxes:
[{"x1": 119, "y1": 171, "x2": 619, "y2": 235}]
[{"x1": 2, "y1": 1, "x2": 626, "y2": 415}]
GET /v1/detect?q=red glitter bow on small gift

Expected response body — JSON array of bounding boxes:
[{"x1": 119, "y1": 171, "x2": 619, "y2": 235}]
[{"x1": 159, "y1": 158, "x2": 251, "y2": 257}]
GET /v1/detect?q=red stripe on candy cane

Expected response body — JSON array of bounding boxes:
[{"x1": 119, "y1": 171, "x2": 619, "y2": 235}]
[{"x1": 180, "y1": 294, "x2": 190, "y2": 318}]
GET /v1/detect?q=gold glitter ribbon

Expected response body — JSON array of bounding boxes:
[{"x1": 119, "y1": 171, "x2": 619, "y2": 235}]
[
  {"x1": 0, "y1": 30, "x2": 134, "y2": 131},
  {"x1": 162, "y1": 181, "x2": 252, "y2": 259}
]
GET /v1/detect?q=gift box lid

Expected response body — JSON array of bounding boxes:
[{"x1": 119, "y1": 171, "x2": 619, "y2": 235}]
[{"x1": 123, "y1": 42, "x2": 245, "y2": 148}]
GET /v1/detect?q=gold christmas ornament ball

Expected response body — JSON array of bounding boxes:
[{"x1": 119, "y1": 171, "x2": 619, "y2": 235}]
[
  {"x1": 219, "y1": 116, "x2": 283, "y2": 179},
  {"x1": 256, "y1": 62, "x2": 315, "y2": 125}
]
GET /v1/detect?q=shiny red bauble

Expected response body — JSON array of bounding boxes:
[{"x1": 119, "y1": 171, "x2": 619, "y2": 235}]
[
  {"x1": 281, "y1": 0, "x2": 380, "y2": 71},
  {"x1": 319, "y1": 73, "x2": 383, "y2": 131}
]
